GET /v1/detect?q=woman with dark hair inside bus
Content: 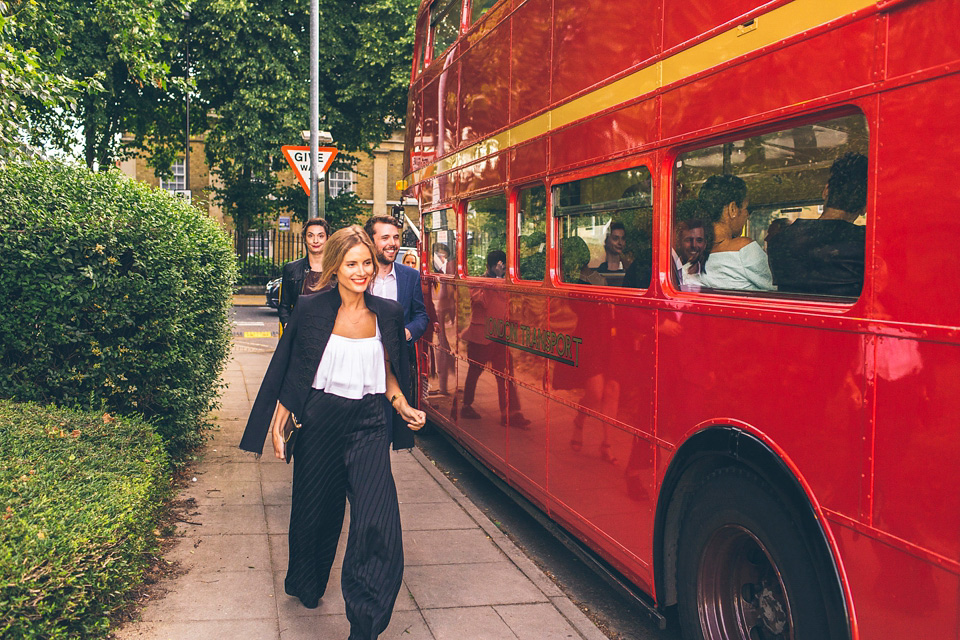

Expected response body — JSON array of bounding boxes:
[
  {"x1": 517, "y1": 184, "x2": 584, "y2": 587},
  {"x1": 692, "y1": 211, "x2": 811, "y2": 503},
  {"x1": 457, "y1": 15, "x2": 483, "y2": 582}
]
[
  {"x1": 693, "y1": 174, "x2": 775, "y2": 291},
  {"x1": 239, "y1": 225, "x2": 426, "y2": 640}
]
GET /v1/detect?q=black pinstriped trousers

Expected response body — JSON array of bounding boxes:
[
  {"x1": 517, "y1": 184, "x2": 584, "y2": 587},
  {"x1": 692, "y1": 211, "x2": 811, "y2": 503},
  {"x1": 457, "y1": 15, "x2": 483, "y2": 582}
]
[{"x1": 285, "y1": 388, "x2": 403, "y2": 640}]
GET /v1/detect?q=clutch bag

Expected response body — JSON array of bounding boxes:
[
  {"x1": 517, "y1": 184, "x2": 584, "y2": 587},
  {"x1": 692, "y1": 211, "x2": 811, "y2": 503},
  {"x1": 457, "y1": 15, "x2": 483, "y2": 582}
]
[{"x1": 282, "y1": 413, "x2": 301, "y2": 464}]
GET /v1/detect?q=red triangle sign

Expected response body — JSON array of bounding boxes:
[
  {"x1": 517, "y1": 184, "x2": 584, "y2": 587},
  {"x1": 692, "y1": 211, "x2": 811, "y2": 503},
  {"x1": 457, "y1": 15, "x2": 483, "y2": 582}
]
[{"x1": 282, "y1": 145, "x2": 339, "y2": 196}]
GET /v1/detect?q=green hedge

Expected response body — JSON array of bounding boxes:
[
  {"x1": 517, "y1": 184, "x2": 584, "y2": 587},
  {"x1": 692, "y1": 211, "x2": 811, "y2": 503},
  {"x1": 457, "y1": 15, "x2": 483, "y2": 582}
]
[
  {"x1": 0, "y1": 400, "x2": 171, "y2": 638},
  {"x1": 0, "y1": 162, "x2": 237, "y2": 455}
]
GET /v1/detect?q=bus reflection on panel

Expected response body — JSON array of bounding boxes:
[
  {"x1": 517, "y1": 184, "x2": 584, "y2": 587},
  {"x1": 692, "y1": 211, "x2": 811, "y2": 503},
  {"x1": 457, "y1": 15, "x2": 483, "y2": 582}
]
[{"x1": 404, "y1": 1, "x2": 960, "y2": 638}]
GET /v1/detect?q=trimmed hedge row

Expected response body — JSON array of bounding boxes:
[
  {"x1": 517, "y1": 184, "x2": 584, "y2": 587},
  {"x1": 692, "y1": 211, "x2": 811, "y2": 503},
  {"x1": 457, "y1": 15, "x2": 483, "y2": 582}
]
[
  {"x1": 0, "y1": 162, "x2": 237, "y2": 455},
  {"x1": 0, "y1": 400, "x2": 171, "y2": 638}
]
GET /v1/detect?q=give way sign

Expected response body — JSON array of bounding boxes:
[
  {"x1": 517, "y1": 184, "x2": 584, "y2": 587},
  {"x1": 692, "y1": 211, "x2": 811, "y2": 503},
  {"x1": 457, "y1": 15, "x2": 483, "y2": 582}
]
[{"x1": 282, "y1": 145, "x2": 339, "y2": 196}]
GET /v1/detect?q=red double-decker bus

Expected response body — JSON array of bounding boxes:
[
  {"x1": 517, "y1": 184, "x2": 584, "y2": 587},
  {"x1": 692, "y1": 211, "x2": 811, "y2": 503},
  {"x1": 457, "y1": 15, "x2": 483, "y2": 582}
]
[{"x1": 401, "y1": 0, "x2": 960, "y2": 637}]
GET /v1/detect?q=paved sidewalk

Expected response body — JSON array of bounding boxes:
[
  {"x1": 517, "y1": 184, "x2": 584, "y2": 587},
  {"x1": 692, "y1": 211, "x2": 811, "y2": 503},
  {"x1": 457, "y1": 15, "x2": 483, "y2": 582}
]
[{"x1": 116, "y1": 335, "x2": 608, "y2": 640}]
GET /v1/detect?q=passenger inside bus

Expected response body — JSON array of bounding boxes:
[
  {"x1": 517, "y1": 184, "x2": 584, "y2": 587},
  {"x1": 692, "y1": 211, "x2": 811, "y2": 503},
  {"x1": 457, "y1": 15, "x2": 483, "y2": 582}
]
[
  {"x1": 675, "y1": 219, "x2": 709, "y2": 280},
  {"x1": 767, "y1": 152, "x2": 868, "y2": 298},
  {"x1": 596, "y1": 221, "x2": 627, "y2": 282},
  {"x1": 693, "y1": 175, "x2": 775, "y2": 291}
]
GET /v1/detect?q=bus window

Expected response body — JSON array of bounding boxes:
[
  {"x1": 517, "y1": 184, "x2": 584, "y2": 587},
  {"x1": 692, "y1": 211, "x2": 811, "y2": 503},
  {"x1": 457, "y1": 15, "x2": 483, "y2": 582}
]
[
  {"x1": 554, "y1": 166, "x2": 653, "y2": 289},
  {"x1": 416, "y1": 16, "x2": 428, "y2": 74},
  {"x1": 466, "y1": 193, "x2": 506, "y2": 277},
  {"x1": 517, "y1": 184, "x2": 546, "y2": 282},
  {"x1": 673, "y1": 114, "x2": 869, "y2": 298},
  {"x1": 431, "y1": 0, "x2": 462, "y2": 61},
  {"x1": 470, "y1": 0, "x2": 498, "y2": 24},
  {"x1": 425, "y1": 208, "x2": 457, "y2": 275}
]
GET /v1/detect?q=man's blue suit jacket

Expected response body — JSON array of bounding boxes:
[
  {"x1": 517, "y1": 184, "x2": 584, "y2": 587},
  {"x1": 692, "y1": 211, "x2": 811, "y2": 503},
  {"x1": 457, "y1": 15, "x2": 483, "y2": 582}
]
[{"x1": 393, "y1": 262, "x2": 428, "y2": 345}]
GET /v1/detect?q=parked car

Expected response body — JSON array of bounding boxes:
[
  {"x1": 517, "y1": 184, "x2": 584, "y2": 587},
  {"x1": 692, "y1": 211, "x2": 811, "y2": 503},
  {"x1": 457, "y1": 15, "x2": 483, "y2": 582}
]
[{"x1": 265, "y1": 277, "x2": 281, "y2": 308}]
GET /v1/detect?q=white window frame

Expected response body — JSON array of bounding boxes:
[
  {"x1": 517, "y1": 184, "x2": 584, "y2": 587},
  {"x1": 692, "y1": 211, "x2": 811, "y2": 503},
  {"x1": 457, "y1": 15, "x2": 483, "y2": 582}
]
[
  {"x1": 327, "y1": 169, "x2": 355, "y2": 198},
  {"x1": 160, "y1": 159, "x2": 186, "y2": 192}
]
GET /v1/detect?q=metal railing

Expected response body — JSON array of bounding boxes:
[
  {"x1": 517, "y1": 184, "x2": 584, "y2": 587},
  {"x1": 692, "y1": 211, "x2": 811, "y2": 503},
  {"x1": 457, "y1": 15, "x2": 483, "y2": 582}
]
[{"x1": 234, "y1": 229, "x2": 305, "y2": 286}]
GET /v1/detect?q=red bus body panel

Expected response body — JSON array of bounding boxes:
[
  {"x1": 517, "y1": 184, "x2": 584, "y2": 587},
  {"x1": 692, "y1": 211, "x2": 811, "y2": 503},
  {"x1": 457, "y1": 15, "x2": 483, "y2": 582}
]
[{"x1": 406, "y1": 1, "x2": 960, "y2": 636}]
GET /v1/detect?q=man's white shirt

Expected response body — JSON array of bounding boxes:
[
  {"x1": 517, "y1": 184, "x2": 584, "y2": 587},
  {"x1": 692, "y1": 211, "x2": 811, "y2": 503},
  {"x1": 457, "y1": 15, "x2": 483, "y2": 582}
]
[{"x1": 371, "y1": 266, "x2": 398, "y2": 301}]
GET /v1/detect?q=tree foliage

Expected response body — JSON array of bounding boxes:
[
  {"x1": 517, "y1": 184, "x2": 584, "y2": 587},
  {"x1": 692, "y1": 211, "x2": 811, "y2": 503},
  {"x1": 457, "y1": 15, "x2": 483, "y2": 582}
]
[
  {"x1": 191, "y1": 0, "x2": 417, "y2": 232},
  {"x1": 11, "y1": 0, "x2": 187, "y2": 170},
  {"x1": 6, "y1": 0, "x2": 417, "y2": 225},
  {"x1": 0, "y1": 1, "x2": 79, "y2": 165}
]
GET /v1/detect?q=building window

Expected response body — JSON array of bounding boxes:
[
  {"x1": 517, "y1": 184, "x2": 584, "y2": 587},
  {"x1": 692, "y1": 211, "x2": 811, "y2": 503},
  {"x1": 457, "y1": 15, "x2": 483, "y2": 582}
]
[
  {"x1": 160, "y1": 159, "x2": 186, "y2": 192},
  {"x1": 328, "y1": 169, "x2": 355, "y2": 198}
]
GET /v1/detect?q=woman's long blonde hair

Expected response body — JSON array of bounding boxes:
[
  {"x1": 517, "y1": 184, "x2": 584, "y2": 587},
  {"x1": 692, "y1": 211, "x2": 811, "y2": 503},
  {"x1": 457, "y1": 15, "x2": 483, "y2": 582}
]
[{"x1": 310, "y1": 225, "x2": 377, "y2": 292}]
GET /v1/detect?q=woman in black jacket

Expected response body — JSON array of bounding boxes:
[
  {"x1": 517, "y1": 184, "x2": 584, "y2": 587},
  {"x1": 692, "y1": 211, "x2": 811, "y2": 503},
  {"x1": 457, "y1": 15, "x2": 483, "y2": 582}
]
[
  {"x1": 278, "y1": 217, "x2": 330, "y2": 327},
  {"x1": 240, "y1": 225, "x2": 425, "y2": 639}
]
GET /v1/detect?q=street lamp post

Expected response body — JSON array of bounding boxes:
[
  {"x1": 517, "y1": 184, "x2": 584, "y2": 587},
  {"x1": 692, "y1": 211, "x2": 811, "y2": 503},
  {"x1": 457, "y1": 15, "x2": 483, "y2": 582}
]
[{"x1": 301, "y1": 129, "x2": 333, "y2": 220}]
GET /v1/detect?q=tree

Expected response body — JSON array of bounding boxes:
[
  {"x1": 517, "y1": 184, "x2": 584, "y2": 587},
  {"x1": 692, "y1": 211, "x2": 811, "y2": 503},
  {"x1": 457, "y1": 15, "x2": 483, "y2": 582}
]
[
  {"x1": 190, "y1": 0, "x2": 417, "y2": 233},
  {"x1": 12, "y1": 0, "x2": 187, "y2": 170},
  {"x1": 0, "y1": 1, "x2": 79, "y2": 164}
]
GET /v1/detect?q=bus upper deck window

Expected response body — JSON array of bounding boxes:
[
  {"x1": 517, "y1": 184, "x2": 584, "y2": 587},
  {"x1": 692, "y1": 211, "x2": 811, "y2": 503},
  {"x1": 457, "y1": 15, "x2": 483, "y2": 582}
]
[
  {"x1": 416, "y1": 17, "x2": 428, "y2": 74},
  {"x1": 465, "y1": 193, "x2": 507, "y2": 277},
  {"x1": 425, "y1": 209, "x2": 457, "y2": 275},
  {"x1": 672, "y1": 114, "x2": 869, "y2": 300},
  {"x1": 431, "y1": 0, "x2": 462, "y2": 61},
  {"x1": 553, "y1": 166, "x2": 653, "y2": 289},
  {"x1": 517, "y1": 184, "x2": 546, "y2": 282}
]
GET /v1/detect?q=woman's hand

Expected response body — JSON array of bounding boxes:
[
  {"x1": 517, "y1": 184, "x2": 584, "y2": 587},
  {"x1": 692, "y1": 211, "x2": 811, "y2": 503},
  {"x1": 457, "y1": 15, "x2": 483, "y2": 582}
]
[
  {"x1": 269, "y1": 402, "x2": 291, "y2": 460},
  {"x1": 394, "y1": 398, "x2": 427, "y2": 431}
]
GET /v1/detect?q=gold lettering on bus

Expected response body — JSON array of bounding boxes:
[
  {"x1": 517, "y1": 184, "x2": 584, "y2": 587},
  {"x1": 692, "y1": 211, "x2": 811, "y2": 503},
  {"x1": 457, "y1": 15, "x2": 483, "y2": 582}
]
[{"x1": 485, "y1": 316, "x2": 582, "y2": 367}]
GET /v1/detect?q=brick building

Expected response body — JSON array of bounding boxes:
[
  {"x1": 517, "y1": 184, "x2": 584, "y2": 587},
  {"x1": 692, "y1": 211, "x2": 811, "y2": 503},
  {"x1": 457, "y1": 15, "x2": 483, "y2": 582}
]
[{"x1": 117, "y1": 130, "x2": 407, "y2": 231}]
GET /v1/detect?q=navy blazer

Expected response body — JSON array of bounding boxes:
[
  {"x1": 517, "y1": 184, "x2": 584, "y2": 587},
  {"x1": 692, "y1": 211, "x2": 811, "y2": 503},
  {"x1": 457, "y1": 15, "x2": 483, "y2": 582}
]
[
  {"x1": 393, "y1": 262, "x2": 428, "y2": 345},
  {"x1": 239, "y1": 288, "x2": 414, "y2": 455}
]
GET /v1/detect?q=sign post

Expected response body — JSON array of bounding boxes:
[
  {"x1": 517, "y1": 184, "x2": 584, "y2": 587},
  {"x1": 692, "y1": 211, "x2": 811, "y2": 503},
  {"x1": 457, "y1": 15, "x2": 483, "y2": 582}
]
[{"x1": 281, "y1": 145, "x2": 338, "y2": 197}]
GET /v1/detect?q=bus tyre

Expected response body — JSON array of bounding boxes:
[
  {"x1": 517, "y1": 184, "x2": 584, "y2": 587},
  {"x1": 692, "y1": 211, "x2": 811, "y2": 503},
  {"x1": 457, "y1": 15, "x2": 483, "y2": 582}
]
[{"x1": 677, "y1": 467, "x2": 838, "y2": 640}]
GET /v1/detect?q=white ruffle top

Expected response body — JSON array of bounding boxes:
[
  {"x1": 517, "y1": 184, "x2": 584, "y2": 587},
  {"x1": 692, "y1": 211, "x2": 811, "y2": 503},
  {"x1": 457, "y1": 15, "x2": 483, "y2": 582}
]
[{"x1": 311, "y1": 324, "x2": 386, "y2": 399}]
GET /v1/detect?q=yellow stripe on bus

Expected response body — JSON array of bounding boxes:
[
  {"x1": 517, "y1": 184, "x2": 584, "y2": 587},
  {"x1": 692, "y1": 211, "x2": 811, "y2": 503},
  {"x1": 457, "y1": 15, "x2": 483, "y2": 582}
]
[{"x1": 410, "y1": 0, "x2": 876, "y2": 185}]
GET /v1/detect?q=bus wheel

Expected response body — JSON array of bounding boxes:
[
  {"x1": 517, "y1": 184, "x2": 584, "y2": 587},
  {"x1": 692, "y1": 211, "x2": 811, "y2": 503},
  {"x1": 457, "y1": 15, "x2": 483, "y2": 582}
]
[{"x1": 677, "y1": 467, "x2": 837, "y2": 640}]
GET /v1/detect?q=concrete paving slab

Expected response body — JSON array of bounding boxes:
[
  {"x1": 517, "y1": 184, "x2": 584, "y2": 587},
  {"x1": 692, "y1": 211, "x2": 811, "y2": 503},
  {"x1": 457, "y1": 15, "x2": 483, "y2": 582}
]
[
  {"x1": 260, "y1": 461, "x2": 295, "y2": 483},
  {"x1": 116, "y1": 618, "x2": 280, "y2": 640},
  {"x1": 398, "y1": 501, "x2": 479, "y2": 531},
  {"x1": 141, "y1": 570, "x2": 276, "y2": 621},
  {"x1": 197, "y1": 447, "x2": 252, "y2": 465},
  {"x1": 396, "y1": 475, "x2": 455, "y2": 504},
  {"x1": 262, "y1": 480, "x2": 293, "y2": 505},
  {"x1": 195, "y1": 461, "x2": 261, "y2": 482},
  {"x1": 184, "y1": 480, "x2": 262, "y2": 506},
  {"x1": 393, "y1": 583, "x2": 419, "y2": 612},
  {"x1": 279, "y1": 613, "x2": 350, "y2": 640},
  {"x1": 176, "y1": 504, "x2": 267, "y2": 536},
  {"x1": 402, "y1": 528, "x2": 505, "y2": 566},
  {"x1": 381, "y1": 610, "x2": 433, "y2": 640},
  {"x1": 494, "y1": 603, "x2": 584, "y2": 639},
  {"x1": 421, "y1": 606, "x2": 517, "y2": 640},
  {"x1": 167, "y1": 534, "x2": 272, "y2": 573},
  {"x1": 265, "y1": 504, "x2": 291, "y2": 534},
  {"x1": 404, "y1": 562, "x2": 548, "y2": 608}
]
